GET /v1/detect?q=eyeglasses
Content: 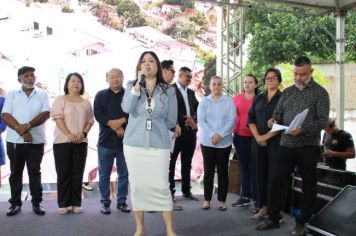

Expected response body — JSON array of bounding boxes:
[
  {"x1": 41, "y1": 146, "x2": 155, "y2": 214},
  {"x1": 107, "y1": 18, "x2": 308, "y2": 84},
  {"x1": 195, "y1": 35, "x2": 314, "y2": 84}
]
[
  {"x1": 265, "y1": 76, "x2": 278, "y2": 81},
  {"x1": 170, "y1": 69, "x2": 175, "y2": 74}
]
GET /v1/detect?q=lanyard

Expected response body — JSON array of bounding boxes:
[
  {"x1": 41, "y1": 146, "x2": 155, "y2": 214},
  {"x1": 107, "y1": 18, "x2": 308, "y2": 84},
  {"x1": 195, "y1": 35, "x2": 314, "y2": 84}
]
[{"x1": 144, "y1": 86, "x2": 155, "y2": 113}]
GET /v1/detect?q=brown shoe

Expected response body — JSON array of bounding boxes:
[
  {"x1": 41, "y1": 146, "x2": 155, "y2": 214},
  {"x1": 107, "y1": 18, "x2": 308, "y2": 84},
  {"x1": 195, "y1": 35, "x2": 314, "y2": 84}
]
[
  {"x1": 255, "y1": 219, "x2": 279, "y2": 230},
  {"x1": 289, "y1": 224, "x2": 305, "y2": 236}
]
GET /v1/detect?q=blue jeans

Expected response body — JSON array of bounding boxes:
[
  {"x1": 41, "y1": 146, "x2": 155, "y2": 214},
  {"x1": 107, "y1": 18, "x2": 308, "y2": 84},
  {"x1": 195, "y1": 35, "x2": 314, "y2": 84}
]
[{"x1": 98, "y1": 145, "x2": 128, "y2": 205}]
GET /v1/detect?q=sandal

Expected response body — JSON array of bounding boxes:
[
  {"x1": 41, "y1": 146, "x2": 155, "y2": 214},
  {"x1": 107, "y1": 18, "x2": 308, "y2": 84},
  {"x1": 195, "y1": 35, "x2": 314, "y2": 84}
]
[
  {"x1": 219, "y1": 205, "x2": 227, "y2": 211},
  {"x1": 201, "y1": 201, "x2": 210, "y2": 210},
  {"x1": 250, "y1": 213, "x2": 266, "y2": 220}
]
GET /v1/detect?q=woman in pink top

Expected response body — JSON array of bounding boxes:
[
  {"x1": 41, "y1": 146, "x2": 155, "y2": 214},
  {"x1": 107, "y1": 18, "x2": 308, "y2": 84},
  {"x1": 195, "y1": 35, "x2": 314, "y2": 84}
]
[
  {"x1": 51, "y1": 72, "x2": 94, "y2": 214},
  {"x1": 231, "y1": 74, "x2": 259, "y2": 209}
]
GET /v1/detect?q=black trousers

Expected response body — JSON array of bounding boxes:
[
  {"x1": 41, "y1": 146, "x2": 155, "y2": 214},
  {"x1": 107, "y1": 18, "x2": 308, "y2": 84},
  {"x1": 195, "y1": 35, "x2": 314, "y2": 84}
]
[
  {"x1": 201, "y1": 145, "x2": 231, "y2": 202},
  {"x1": 169, "y1": 129, "x2": 196, "y2": 195},
  {"x1": 233, "y1": 134, "x2": 257, "y2": 200},
  {"x1": 53, "y1": 143, "x2": 87, "y2": 207},
  {"x1": 268, "y1": 145, "x2": 319, "y2": 225},
  {"x1": 252, "y1": 136, "x2": 280, "y2": 208},
  {"x1": 7, "y1": 142, "x2": 44, "y2": 206}
]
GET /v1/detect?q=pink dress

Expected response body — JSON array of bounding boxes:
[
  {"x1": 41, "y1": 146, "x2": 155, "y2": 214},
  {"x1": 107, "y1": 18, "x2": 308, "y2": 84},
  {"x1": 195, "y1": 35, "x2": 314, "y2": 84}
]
[{"x1": 233, "y1": 93, "x2": 253, "y2": 137}]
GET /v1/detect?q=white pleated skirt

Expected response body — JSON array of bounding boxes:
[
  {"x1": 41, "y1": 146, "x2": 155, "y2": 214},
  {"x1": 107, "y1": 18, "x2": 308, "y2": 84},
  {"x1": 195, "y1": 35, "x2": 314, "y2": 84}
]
[{"x1": 123, "y1": 145, "x2": 173, "y2": 211}]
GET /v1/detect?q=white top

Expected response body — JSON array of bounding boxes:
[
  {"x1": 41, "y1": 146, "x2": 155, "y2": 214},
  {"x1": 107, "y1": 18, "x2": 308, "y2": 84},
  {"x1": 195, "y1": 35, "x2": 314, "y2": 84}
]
[{"x1": 177, "y1": 82, "x2": 191, "y2": 116}]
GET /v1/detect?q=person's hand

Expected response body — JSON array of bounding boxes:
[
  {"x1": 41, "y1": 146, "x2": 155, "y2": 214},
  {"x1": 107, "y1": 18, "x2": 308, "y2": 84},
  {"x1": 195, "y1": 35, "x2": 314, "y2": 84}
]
[
  {"x1": 67, "y1": 133, "x2": 77, "y2": 143},
  {"x1": 289, "y1": 128, "x2": 303, "y2": 136},
  {"x1": 72, "y1": 133, "x2": 85, "y2": 143},
  {"x1": 172, "y1": 124, "x2": 181, "y2": 139},
  {"x1": 184, "y1": 116, "x2": 198, "y2": 130},
  {"x1": 22, "y1": 132, "x2": 33, "y2": 143},
  {"x1": 15, "y1": 123, "x2": 30, "y2": 136},
  {"x1": 267, "y1": 118, "x2": 276, "y2": 129},
  {"x1": 322, "y1": 150, "x2": 336, "y2": 158},
  {"x1": 212, "y1": 133, "x2": 222, "y2": 145},
  {"x1": 108, "y1": 120, "x2": 121, "y2": 131},
  {"x1": 257, "y1": 140, "x2": 267, "y2": 147},
  {"x1": 115, "y1": 127, "x2": 125, "y2": 137}
]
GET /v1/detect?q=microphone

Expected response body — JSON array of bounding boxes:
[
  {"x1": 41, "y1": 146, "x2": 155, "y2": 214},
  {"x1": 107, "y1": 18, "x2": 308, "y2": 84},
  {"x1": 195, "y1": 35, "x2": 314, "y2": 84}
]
[{"x1": 139, "y1": 74, "x2": 146, "y2": 86}]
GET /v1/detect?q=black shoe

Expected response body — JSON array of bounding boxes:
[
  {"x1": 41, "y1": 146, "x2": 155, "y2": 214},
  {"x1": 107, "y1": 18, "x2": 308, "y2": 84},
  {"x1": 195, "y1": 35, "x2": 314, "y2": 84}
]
[
  {"x1": 255, "y1": 219, "x2": 279, "y2": 230},
  {"x1": 117, "y1": 203, "x2": 131, "y2": 213},
  {"x1": 6, "y1": 205, "x2": 21, "y2": 216},
  {"x1": 182, "y1": 193, "x2": 199, "y2": 201},
  {"x1": 32, "y1": 204, "x2": 45, "y2": 215},
  {"x1": 232, "y1": 197, "x2": 250, "y2": 207},
  {"x1": 289, "y1": 223, "x2": 305, "y2": 236},
  {"x1": 100, "y1": 204, "x2": 111, "y2": 215}
]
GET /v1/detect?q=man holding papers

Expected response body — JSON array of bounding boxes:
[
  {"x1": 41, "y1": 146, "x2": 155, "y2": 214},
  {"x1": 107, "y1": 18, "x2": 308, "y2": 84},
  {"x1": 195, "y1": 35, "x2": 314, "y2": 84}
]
[{"x1": 256, "y1": 56, "x2": 330, "y2": 236}]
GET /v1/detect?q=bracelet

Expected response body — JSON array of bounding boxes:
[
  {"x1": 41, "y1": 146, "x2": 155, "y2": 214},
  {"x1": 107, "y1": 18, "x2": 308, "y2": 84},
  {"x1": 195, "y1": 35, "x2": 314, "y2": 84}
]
[
  {"x1": 82, "y1": 132, "x2": 87, "y2": 138},
  {"x1": 27, "y1": 122, "x2": 31, "y2": 129}
]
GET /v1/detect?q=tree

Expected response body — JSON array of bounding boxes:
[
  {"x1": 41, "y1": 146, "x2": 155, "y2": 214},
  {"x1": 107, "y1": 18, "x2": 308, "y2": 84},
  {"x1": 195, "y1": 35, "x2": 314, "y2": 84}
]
[
  {"x1": 115, "y1": 0, "x2": 145, "y2": 27},
  {"x1": 244, "y1": 3, "x2": 356, "y2": 79},
  {"x1": 181, "y1": 0, "x2": 195, "y2": 11},
  {"x1": 164, "y1": 19, "x2": 196, "y2": 44},
  {"x1": 189, "y1": 12, "x2": 207, "y2": 27},
  {"x1": 165, "y1": 0, "x2": 195, "y2": 11},
  {"x1": 203, "y1": 55, "x2": 216, "y2": 92}
]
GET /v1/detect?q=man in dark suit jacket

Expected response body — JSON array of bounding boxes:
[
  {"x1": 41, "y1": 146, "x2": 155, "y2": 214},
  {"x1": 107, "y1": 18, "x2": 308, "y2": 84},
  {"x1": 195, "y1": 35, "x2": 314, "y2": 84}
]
[{"x1": 169, "y1": 67, "x2": 199, "y2": 201}]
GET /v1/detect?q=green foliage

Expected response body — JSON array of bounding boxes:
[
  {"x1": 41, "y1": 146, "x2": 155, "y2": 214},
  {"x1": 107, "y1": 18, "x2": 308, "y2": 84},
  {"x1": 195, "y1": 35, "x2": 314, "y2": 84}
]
[
  {"x1": 165, "y1": 19, "x2": 196, "y2": 44},
  {"x1": 203, "y1": 55, "x2": 216, "y2": 81},
  {"x1": 115, "y1": 0, "x2": 145, "y2": 27},
  {"x1": 61, "y1": 5, "x2": 74, "y2": 13},
  {"x1": 278, "y1": 63, "x2": 331, "y2": 88},
  {"x1": 189, "y1": 12, "x2": 207, "y2": 27},
  {"x1": 180, "y1": 0, "x2": 195, "y2": 11},
  {"x1": 244, "y1": 3, "x2": 356, "y2": 77},
  {"x1": 146, "y1": 18, "x2": 160, "y2": 29}
]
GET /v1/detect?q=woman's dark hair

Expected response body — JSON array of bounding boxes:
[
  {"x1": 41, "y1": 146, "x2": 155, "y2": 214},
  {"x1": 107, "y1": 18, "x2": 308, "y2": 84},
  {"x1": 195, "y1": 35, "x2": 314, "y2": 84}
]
[
  {"x1": 63, "y1": 72, "x2": 85, "y2": 95},
  {"x1": 244, "y1": 73, "x2": 259, "y2": 95},
  {"x1": 263, "y1": 68, "x2": 282, "y2": 84},
  {"x1": 135, "y1": 51, "x2": 168, "y2": 93}
]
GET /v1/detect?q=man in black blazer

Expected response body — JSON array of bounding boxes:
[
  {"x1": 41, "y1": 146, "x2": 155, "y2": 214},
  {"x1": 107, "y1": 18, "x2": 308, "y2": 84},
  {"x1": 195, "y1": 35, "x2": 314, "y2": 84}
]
[{"x1": 169, "y1": 67, "x2": 199, "y2": 201}]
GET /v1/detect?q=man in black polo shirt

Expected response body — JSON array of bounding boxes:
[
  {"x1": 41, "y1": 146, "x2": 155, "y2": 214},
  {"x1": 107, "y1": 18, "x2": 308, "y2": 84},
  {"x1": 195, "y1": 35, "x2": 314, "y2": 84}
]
[
  {"x1": 322, "y1": 118, "x2": 355, "y2": 170},
  {"x1": 256, "y1": 56, "x2": 330, "y2": 236},
  {"x1": 94, "y1": 68, "x2": 130, "y2": 214}
]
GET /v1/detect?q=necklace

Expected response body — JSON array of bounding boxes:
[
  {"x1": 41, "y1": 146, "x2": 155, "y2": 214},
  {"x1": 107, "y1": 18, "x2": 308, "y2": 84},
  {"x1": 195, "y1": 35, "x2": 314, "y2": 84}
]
[{"x1": 147, "y1": 85, "x2": 155, "y2": 91}]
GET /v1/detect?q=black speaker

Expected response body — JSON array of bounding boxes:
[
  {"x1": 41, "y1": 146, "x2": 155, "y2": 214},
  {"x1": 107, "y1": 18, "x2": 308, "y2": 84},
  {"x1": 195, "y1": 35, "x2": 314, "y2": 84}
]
[{"x1": 307, "y1": 185, "x2": 356, "y2": 236}]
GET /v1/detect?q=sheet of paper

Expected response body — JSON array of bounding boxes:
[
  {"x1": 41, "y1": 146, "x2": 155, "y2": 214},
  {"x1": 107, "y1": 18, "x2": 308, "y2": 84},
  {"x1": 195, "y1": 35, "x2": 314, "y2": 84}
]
[
  {"x1": 271, "y1": 123, "x2": 288, "y2": 132},
  {"x1": 285, "y1": 108, "x2": 309, "y2": 134}
]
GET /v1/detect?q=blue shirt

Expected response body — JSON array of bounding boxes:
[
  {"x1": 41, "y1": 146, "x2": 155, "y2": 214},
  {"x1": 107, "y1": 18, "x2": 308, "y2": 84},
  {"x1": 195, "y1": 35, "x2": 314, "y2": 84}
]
[
  {"x1": 2, "y1": 88, "x2": 50, "y2": 144},
  {"x1": 94, "y1": 88, "x2": 128, "y2": 149},
  {"x1": 122, "y1": 81, "x2": 177, "y2": 149},
  {"x1": 198, "y1": 94, "x2": 236, "y2": 148}
]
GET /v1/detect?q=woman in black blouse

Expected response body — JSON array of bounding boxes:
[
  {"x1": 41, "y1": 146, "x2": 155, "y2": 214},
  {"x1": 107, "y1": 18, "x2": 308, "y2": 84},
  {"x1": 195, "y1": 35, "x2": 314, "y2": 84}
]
[{"x1": 248, "y1": 68, "x2": 282, "y2": 220}]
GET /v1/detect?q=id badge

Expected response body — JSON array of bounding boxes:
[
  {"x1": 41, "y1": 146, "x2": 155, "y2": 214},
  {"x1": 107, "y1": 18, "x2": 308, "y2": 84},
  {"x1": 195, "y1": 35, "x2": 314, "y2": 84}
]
[{"x1": 146, "y1": 119, "x2": 152, "y2": 131}]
